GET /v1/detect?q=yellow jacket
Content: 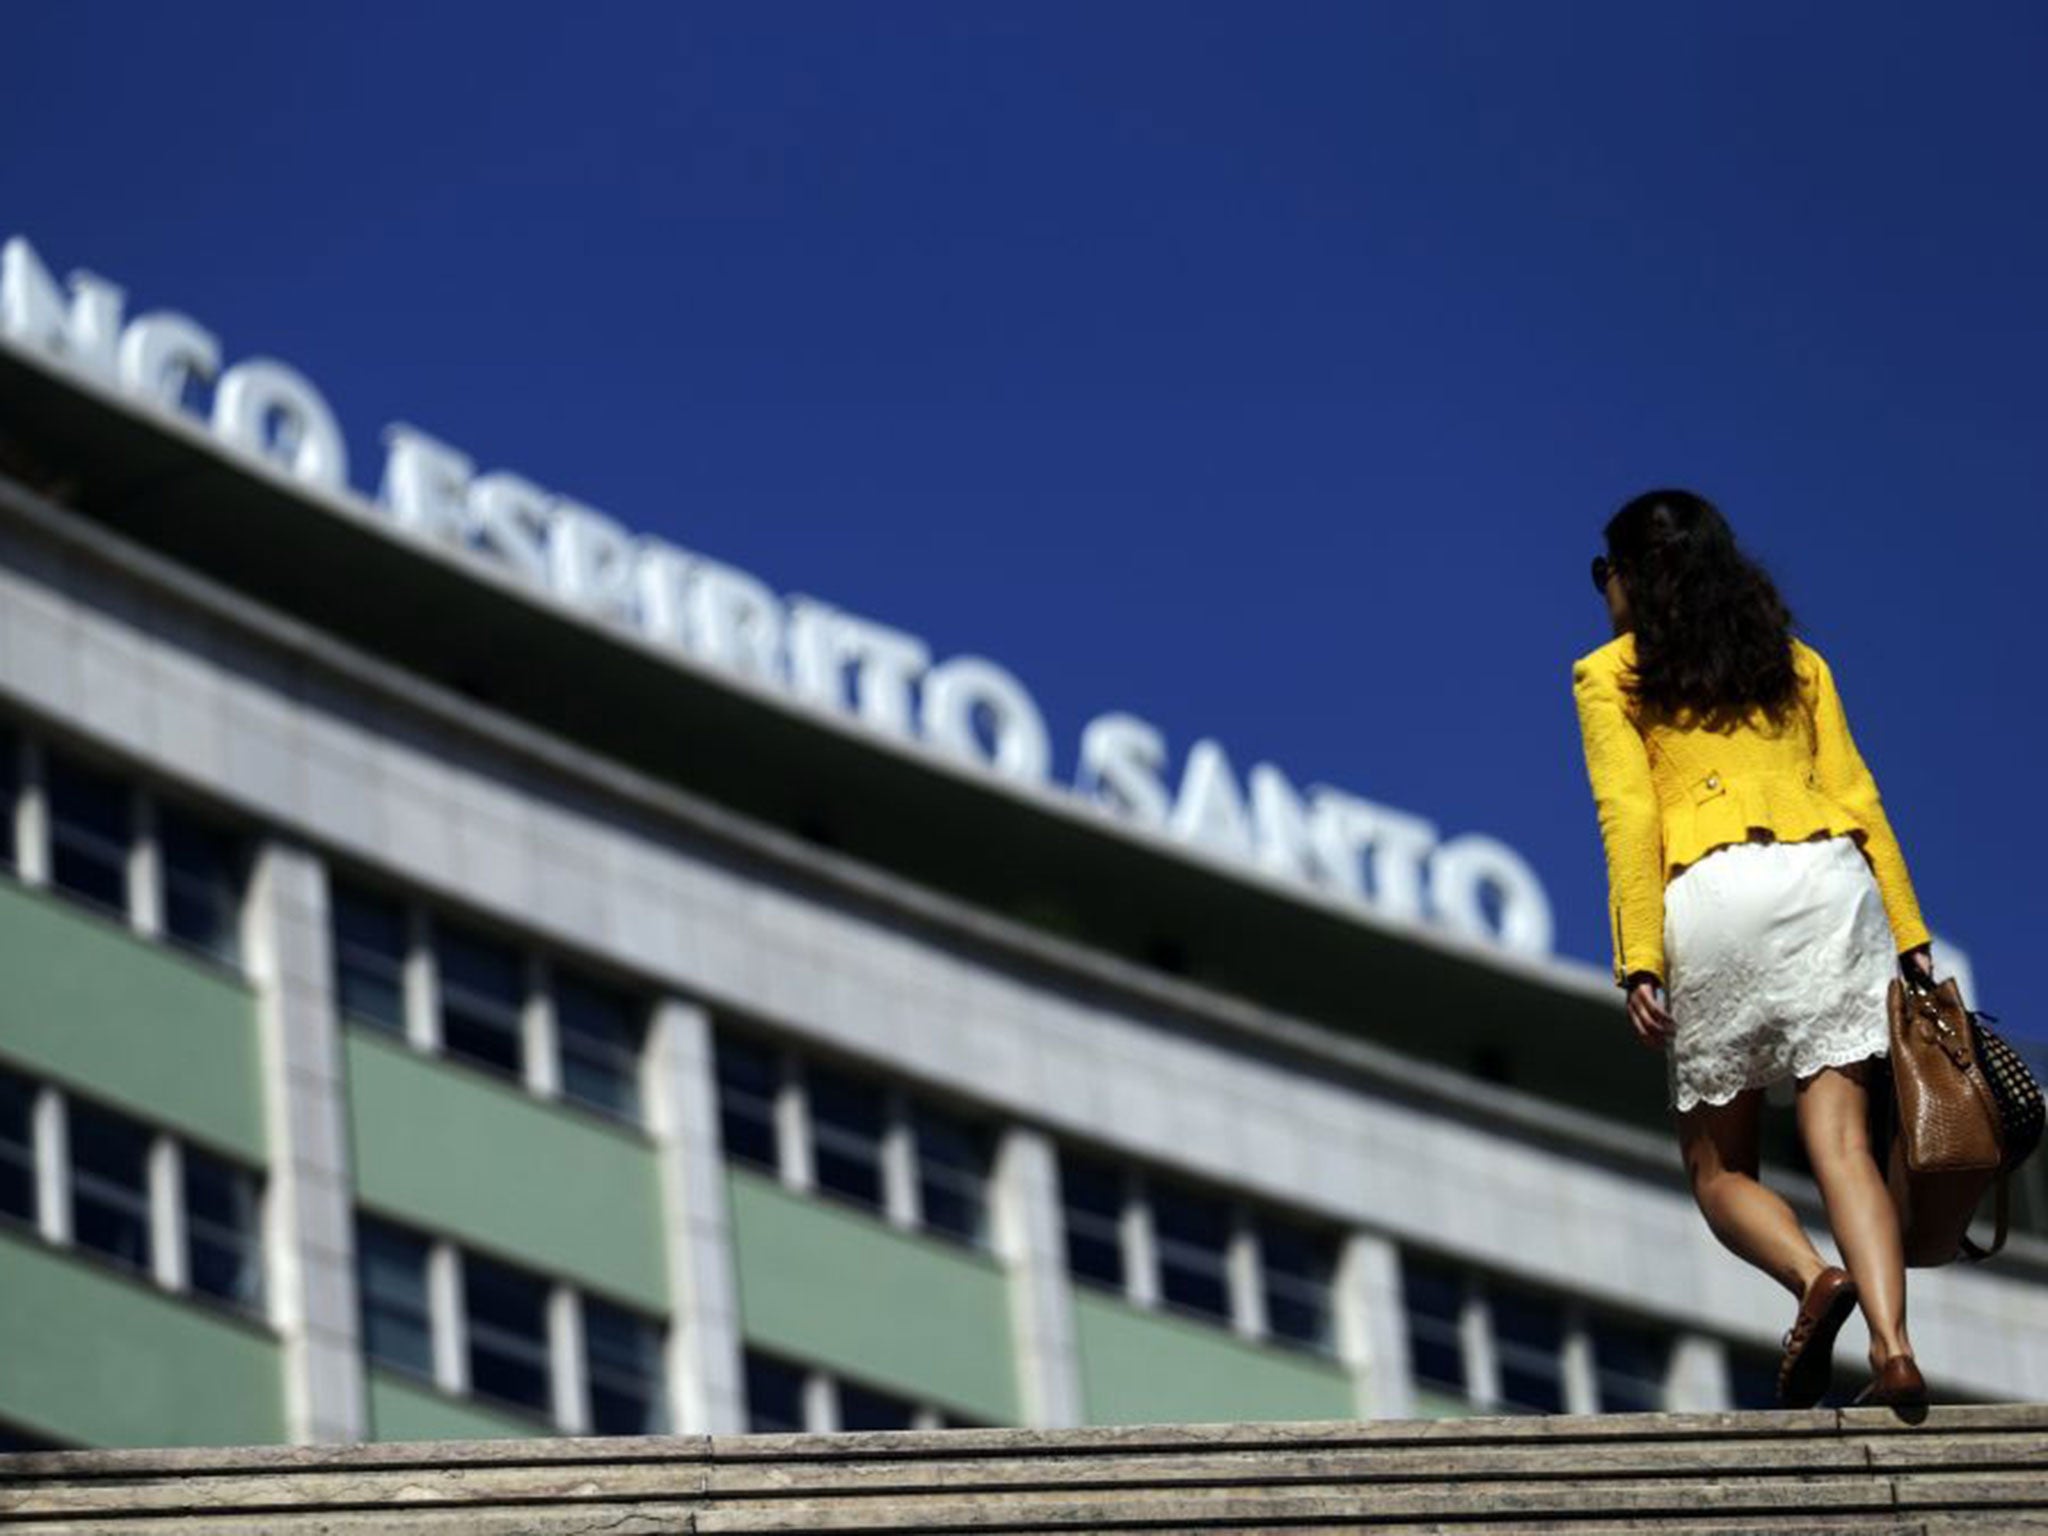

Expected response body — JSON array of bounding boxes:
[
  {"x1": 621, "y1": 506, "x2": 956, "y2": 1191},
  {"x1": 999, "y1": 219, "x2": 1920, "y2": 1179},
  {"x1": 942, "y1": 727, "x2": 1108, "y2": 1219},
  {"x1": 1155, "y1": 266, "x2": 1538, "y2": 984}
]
[{"x1": 1571, "y1": 630, "x2": 1930, "y2": 990}]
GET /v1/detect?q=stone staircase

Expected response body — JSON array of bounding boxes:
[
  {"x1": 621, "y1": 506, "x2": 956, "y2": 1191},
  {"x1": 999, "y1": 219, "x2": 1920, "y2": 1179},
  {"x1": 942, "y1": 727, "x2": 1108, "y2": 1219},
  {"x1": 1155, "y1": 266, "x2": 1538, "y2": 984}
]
[{"x1": 2, "y1": 1404, "x2": 2045, "y2": 1533}]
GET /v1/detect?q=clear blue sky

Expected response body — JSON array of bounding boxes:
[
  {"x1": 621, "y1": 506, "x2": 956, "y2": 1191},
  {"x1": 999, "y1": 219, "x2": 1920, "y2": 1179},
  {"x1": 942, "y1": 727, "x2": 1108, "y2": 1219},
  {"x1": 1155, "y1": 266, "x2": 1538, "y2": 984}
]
[{"x1": 3, "y1": 4, "x2": 2041, "y2": 1036}]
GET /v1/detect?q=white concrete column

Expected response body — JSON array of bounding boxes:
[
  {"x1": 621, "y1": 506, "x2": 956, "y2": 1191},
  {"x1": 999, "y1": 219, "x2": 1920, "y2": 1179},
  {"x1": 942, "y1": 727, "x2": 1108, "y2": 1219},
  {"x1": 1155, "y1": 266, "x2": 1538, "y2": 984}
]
[
  {"x1": 1667, "y1": 1332, "x2": 1733, "y2": 1411},
  {"x1": 647, "y1": 996, "x2": 746, "y2": 1433},
  {"x1": 549, "y1": 1282, "x2": 590, "y2": 1433},
  {"x1": 523, "y1": 952, "x2": 559, "y2": 1099},
  {"x1": 431, "y1": 1242, "x2": 467, "y2": 1394},
  {"x1": 881, "y1": 1085, "x2": 919, "y2": 1230},
  {"x1": 148, "y1": 1134, "x2": 185, "y2": 1291},
  {"x1": 404, "y1": 904, "x2": 437, "y2": 1051},
  {"x1": 1560, "y1": 1307, "x2": 1598, "y2": 1414},
  {"x1": 246, "y1": 838, "x2": 367, "y2": 1444},
  {"x1": 776, "y1": 1045, "x2": 813, "y2": 1192},
  {"x1": 802, "y1": 1368, "x2": 838, "y2": 1433},
  {"x1": 1123, "y1": 1169, "x2": 1158, "y2": 1308},
  {"x1": 990, "y1": 1127, "x2": 1084, "y2": 1427},
  {"x1": 33, "y1": 1084, "x2": 68, "y2": 1244},
  {"x1": 128, "y1": 788, "x2": 161, "y2": 939},
  {"x1": 1227, "y1": 1204, "x2": 1266, "y2": 1342},
  {"x1": 12, "y1": 734, "x2": 45, "y2": 886},
  {"x1": 1461, "y1": 1276, "x2": 1498, "y2": 1409},
  {"x1": 1335, "y1": 1230, "x2": 1413, "y2": 1419}
]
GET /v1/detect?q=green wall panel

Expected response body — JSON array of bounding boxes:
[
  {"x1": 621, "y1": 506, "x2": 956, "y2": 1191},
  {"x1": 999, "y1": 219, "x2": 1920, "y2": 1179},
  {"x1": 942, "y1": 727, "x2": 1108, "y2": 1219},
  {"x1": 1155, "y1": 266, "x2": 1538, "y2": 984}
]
[
  {"x1": 726, "y1": 1167, "x2": 1017, "y2": 1424},
  {"x1": 0, "y1": 1224, "x2": 283, "y2": 1448},
  {"x1": 345, "y1": 1028, "x2": 666, "y2": 1312},
  {"x1": 366, "y1": 1364, "x2": 554, "y2": 1443},
  {"x1": 0, "y1": 878, "x2": 262, "y2": 1162},
  {"x1": 1073, "y1": 1286, "x2": 1353, "y2": 1426}
]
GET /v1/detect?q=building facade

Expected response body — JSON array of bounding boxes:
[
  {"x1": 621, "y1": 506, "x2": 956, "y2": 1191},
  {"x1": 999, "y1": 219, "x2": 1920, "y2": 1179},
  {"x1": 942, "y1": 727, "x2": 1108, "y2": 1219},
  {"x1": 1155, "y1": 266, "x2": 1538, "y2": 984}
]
[{"x1": 0, "y1": 265, "x2": 2043, "y2": 1452}]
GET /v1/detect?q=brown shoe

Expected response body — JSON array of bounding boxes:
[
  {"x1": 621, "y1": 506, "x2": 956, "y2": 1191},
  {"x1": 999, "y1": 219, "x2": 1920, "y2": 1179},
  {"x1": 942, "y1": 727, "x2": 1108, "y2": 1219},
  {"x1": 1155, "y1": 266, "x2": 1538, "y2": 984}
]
[
  {"x1": 1851, "y1": 1353, "x2": 1928, "y2": 1408},
  {"x1": 1777, "y1": 1266, "x2": 1859, "y2": 1408}
]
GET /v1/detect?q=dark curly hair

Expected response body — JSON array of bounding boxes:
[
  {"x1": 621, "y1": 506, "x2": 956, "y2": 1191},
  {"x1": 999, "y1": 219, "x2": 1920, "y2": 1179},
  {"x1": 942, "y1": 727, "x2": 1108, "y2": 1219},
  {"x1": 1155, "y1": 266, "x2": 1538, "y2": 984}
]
[{"x1": 1602, "y1": 488, "x2": 1802, "y2": 731}]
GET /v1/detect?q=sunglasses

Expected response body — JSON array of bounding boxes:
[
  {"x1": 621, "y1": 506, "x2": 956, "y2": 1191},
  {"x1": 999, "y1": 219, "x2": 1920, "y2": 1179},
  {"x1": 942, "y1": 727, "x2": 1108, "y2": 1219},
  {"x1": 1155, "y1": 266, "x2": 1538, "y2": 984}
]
[{"x1": 1591, "y1": 554, "x2": 1617, "y2": 593}]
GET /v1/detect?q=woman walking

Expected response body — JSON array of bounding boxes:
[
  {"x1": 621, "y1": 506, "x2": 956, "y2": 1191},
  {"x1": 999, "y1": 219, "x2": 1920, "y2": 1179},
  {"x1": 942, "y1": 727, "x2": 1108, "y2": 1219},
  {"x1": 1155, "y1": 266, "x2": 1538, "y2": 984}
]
[{"x1": 1572, "y1": 488, "x2": 1933, "y2": 1410}]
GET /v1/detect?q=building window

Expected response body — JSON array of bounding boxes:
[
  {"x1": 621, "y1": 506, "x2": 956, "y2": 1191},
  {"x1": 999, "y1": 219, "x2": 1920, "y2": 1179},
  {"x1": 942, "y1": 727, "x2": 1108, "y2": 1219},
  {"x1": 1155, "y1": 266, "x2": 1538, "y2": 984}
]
[
  {"x1": 0, "y1": 722, "x2": 17, "y2": 871},
  {"x1": 434, "y1": 920, "x2": 526, "y2": 1078},
  {"x1": 1260, "y1": 1217, "x2": 1338, "y2": 1355},
  {"x1": 837, "y1": 1379, "x2": 918, "y2": 1432},
  {"x1": 1400, "y1": 1252, "x2": 1470, "y2": 1402},
  {"x1": 743, "y1": 1349, "x2": 808, "y2": 1433},
  {"x1": 1491, "y1": 1287, "x2": 1568, "y2": 1414},
  {"x1": 44, "y1": 749, "x2": 130, "y2": 918},
  {"x1": 331, "y1": 880, "x2": 407, "y2": 1034},
  {"x1": 740, "y1": 1347, "x2": 968, "y2": 1434},
  {"x1": 1727, "y1": 1349, "x2": 1785, "y2": 1411},
  {"x1": 911, "y1": 1101, "x2": 993, "y2": 1250},
  {"x1": 806, "y1": 1063, "x2": 887, "y2": 1216},
  {"x1": 156, "y1": 800, "x2": 245, "y2": 968},
  {"x1": 182, "y1": 1145, "x2": 264, "y2": 1313},
  {"x1": 464, "y1": 1250, "x2": 553, "y2": 1417},
  {"x1": 555, "y1": 968, "x2": 645, "y2": 1124},
  {"x1": 0, "y1": 1067, "x2": 35, "y2": 1228},
  {"x1": 1058, "y1": 1151, "x2": 1126, "y2": 1291},
  {"x1": 583, "y1": 1294, "x2": 669, "y2": 1434},
  {"x1": 1151, "y1": 1180, "x2": 1233, "y2": 1324},
  {"x1": 1590, "y1": 1315, "x2": 1671, "y2": 1412},
  {"x1": 0, "y1": 1420, "x2": 70, "y2": 1451},
  {"x1": 65, "y1": 1099, "x2": 152, "y2": 1276},
  {"x1": 357, "y1": 1216, "x2": 435, "y2": 1379},
  {"x1": 715, "y1": 1032, "x2": 782, "y2": 1173}
]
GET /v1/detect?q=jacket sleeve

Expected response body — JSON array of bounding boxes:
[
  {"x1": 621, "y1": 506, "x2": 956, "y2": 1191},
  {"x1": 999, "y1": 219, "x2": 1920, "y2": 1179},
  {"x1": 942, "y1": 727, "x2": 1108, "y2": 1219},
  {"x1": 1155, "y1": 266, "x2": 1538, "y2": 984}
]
[
  {"x1": 1571, "y1": 653, "x2": 1666, "y2": 989},
  {"x1": 1802, "y1": 643, "x2": 1933, "y2": 956}
]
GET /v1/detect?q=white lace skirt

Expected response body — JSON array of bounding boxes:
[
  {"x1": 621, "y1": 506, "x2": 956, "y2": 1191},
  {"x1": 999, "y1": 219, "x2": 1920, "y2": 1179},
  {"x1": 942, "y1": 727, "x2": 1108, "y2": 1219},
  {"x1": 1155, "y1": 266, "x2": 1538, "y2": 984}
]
[{"x1": 1662, "y1": 832, "x2": 1895, "y2": 1113}]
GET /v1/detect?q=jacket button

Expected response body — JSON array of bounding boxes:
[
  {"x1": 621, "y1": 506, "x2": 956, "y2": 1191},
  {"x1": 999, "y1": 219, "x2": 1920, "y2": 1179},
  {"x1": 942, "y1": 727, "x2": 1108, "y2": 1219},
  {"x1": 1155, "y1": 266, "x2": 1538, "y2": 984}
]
[{"x1": 1705, "y1": 774, "x2": 1719, "y2": 789}]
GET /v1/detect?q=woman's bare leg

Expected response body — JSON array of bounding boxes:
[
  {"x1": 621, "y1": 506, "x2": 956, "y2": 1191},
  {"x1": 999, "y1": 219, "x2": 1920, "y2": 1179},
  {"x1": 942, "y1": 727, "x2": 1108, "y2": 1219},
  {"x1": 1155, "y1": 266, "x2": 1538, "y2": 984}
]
[
  {"x1": 1795, "y1": 1058, "x2": 1913, "y2": 1372},
  {"x1": 1676, "y1": 1086, "x2": 1833, "y2": 1298}
]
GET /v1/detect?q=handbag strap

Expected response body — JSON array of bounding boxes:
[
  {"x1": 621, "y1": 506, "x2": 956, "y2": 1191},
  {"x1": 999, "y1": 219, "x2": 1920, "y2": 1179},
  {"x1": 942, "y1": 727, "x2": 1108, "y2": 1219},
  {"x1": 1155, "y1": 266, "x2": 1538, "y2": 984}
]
[{"x1": 1957, "y1": 1167, "x2": 2011, "y2": 1262}]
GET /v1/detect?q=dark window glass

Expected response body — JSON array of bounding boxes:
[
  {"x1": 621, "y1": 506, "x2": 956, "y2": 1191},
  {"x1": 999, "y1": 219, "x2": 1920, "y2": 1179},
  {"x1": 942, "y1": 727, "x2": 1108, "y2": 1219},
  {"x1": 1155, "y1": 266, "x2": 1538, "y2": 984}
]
[
  {"x1": 1058, "y1": 1151, "x2": 1125, "y2": 1290},
  {"x1": 0, "y1": 1419, "x2": 67, "y2": 1451},
  {"x1": 837, "y1": 1379, "x2": 916, "y2": 1432},
  {"x1": 0, "y1": 1068, "x2": 34, "y2": 1228},
  {"x1": 806, "y1": 1063, "x2": 885, "y2": 1214},
  {"x1": 157, "y1": 801, "x2": 244, "y2": 968},
  {"x1": 0, "y1": 722, "x2": 18, "y2": 871},
  {"x1": 1152, "y1": 1181, "x2": 1233, "y2": 1324},
  {"x1": 435, "y1": 920, "x2": 525, "y2": 1078},
  {"x1": 555, "y1": 969, "x2": 644, "y2": 1123},
  {"x1": 333, "y1": 881, "x2": 407, "y2": 1033},
  {"x1": 1401, "y1": 1252, "x2": 1468, "y2": 1398},
  {"x1": 1591, "y1": 1315, "x2": 1671, "y2": 1412},
  {"x1": 744, "y1": 1349, "x2": 807, "y2": 1434},
  {"x1": 357, "y1": 1217, "x2": 434, "y2": 1377},
  {"x1": 1726, "y1": 1350, "x2": 1783, "y2": 1412},
  {"x1": 911, "y1": 1101, "x2": 993, "y2": 1249},
  {"x1": 584, "y1": 1294, "x2": 668, "y2": 1435},
  {"x1": 183, "y1": 1146, "x2": 263, "y2": 1312},
  {"x1": 45, "y1": 750, "x2": 129, "y2": 917},
  {"x1": 464, "y1": 1251, "x2": 552, "y2": 1415},
  {"x1": 1491, "y1": 1287, "x2": 1567, "y2": 1413},
  {"x1": 1261, "y1": 1219, "x2": 1337, "y2": 1354},
  {"x1": 714, "y1": 1033, "x2": 781, "y2": 1172},
  {"x1": 67, "y1": 1099, "x2": 151, "y2": 1274}
]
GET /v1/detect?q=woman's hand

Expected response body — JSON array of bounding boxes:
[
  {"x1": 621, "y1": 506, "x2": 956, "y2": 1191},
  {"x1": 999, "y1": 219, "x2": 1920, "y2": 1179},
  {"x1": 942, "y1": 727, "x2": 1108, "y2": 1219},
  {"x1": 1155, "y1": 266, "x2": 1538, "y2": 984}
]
[
  {"x1": 1623, "y1": 970, "x2": 1676, "y2": 1049},
  {"x1": 1901, "y1": 943, "x2": 1935, "y2": 983}
]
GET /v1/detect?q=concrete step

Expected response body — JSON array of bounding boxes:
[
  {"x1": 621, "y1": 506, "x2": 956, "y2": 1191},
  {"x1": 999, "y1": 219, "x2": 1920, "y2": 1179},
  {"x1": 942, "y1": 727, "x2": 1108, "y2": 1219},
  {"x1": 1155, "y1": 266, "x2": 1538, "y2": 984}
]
[{"x1": 2, "y1": 1404, "x2": 2045, "y2": 1533}]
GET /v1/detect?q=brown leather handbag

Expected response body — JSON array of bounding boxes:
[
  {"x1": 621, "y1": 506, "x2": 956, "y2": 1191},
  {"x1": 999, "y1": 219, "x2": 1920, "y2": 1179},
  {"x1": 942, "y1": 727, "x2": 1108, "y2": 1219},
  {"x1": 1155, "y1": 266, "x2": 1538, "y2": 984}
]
[{"x1": 1874, "y1": 971, "x2": 2019, "y2": 1264}]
